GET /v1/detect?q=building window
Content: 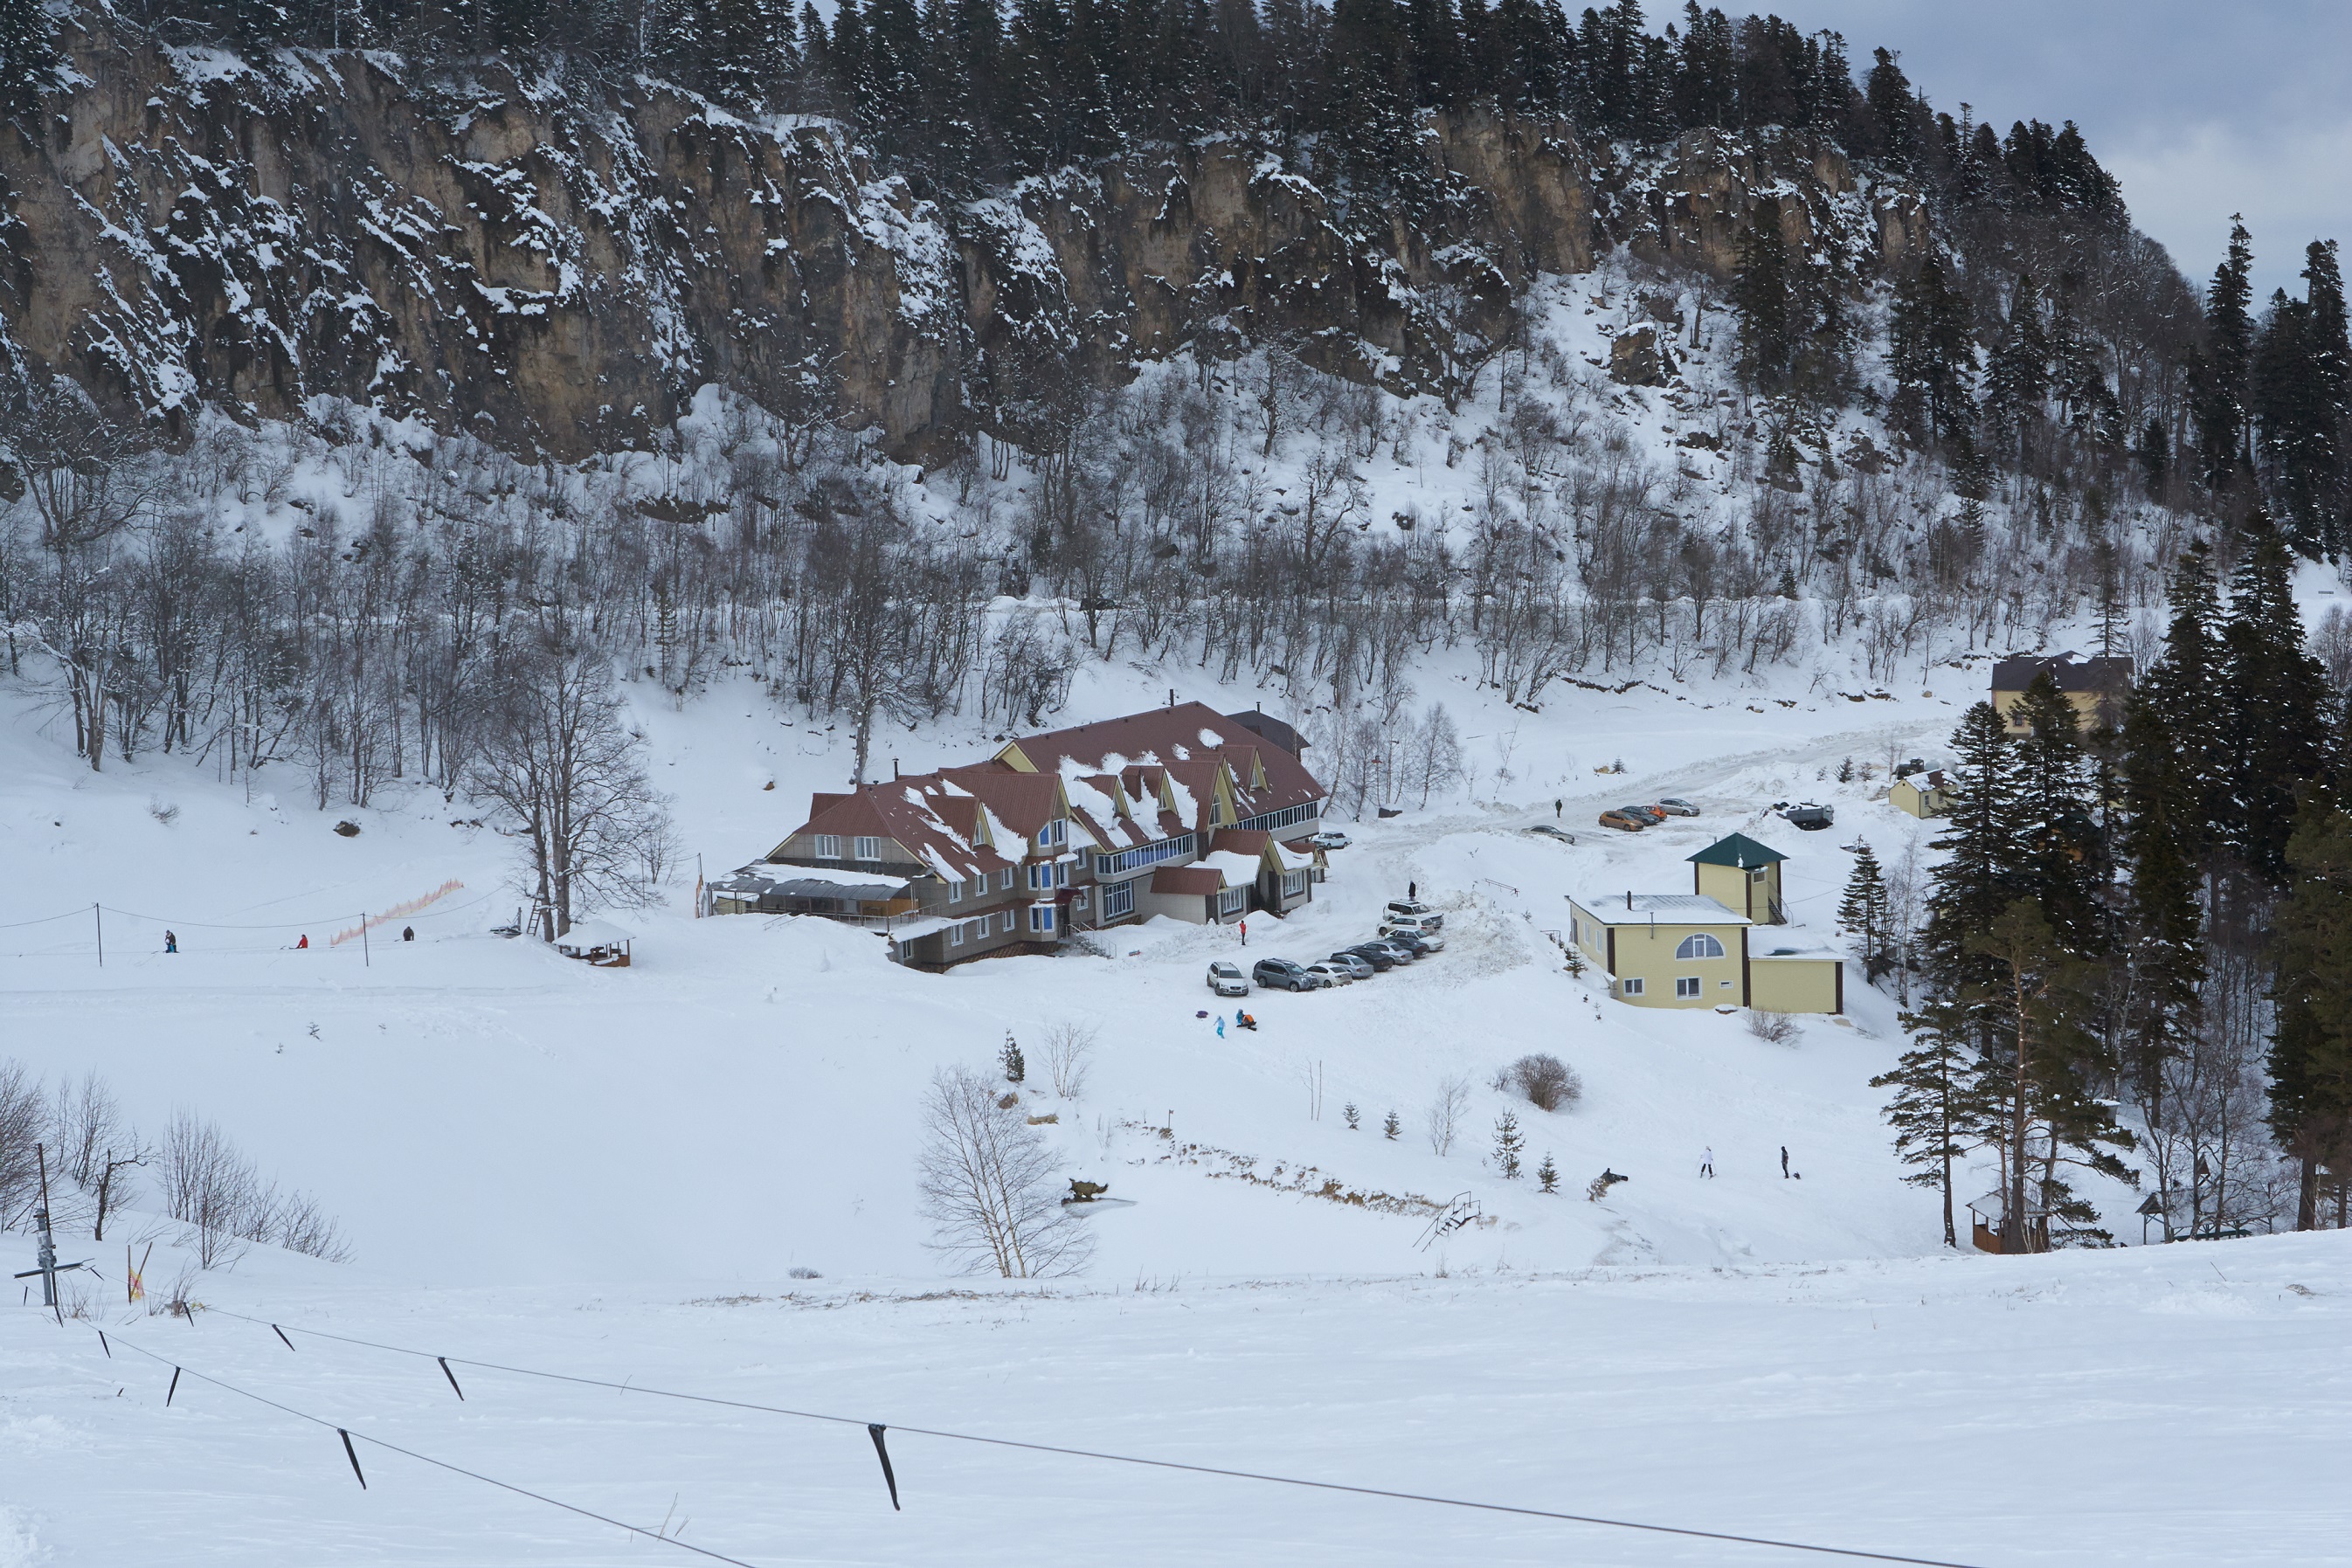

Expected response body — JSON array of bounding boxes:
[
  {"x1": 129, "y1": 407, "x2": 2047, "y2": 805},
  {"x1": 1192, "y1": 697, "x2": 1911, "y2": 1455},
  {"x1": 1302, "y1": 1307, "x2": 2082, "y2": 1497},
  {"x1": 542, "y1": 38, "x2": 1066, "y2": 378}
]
[
  {"x1": 999, "y1": 867, "x2": 1014, "y2": 891},
  {"x1": 1028, "y1": 861, "x2": 1068, "y2": 891},
  {"x1": 1216, "y1": 887, "x2": 1246, "y2": 917},
  {"x1": 947, "y1": 878, "x2": 963, "y2": 904},
  {"x1": 1281, "y1": 869, "x2": 1308, "y2": 897},
  {"x1": 1096, "y1": 832, "x2": 1196, "y2": 878},
  {"x1": 1102, "y1": 881, "x2": 1135, "y2": 919},
  {"x1": 1751, "y1": 868, "x2": 1768, "y2": 883},
  {"x1": 951, "y1": 922, "x2": 965, "y2": 947},
  {"x1": 1236, "y1": 801, "x2": 1321, "y2": 834},
  {"x1": 1676, "y1": 933, "x2": 1726, "y2": 960},
  {"x1": 1677, "y1": 977, "x2": 1702, "y2": 998},
  {"x1": 1034, "y1": 819, "x2": 1066, "y2": 850},
  {"x1": 898, "y1": 940, "x2": 918, "y2": 960},
  {"x1": 813, "y1": 834, "x2": 841, "y2": 860},
  {"x1": 1001, "y1": 909, "x2": 1016, "y2": 934},
  {"x1": 853, "y1": 836, "x2": 882, "y2": 861},
  {"x1": 1028, "y1": 904, "x2": 1056, "y2": 934},
  {"x1": 1622, "y1": 977, "x2": 1645, "y2": 997}
]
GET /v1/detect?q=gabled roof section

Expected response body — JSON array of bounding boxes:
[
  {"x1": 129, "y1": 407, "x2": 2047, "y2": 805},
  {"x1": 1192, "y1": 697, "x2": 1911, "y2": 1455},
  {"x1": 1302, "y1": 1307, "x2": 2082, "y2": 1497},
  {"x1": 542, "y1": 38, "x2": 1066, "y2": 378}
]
[
  {"x1": 1584, "y1": 893, "x2": 1753, "y2": 926},
  {"x1": 1990, "y1": 652, "x2": 2133, "y2": 694},
  {"x1": 1013, "y1": 701, "x2": 1325, "y2": 828},
  {"x1": 1688, "y1": 832, "x2": 1788, "y2": 870}
]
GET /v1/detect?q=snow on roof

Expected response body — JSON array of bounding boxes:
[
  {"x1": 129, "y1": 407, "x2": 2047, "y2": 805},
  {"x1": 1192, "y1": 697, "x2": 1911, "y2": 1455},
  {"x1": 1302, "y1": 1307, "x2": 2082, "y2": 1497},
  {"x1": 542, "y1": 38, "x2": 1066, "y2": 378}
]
[
  {"x1": 1199, "y1": 849, "x2": 1262, "y2": 886},
  {"x1": 885, "y1": 915, "x2": 959, "y2": 942},
  {"x1": 737, "y1": 861, "x2": 913, "y2": 892},
  {"x1": 1274, "y1": 840, "x2": 1318, "y2": 871},
  {"x1": 1586, "y1": 894, "x2": 1751, "y2": 926},
  {"x1": 1197, "y1": 728, "x2": 1224, "y2": 749},
  {"x1": 558, "y1": 918, "x2": 634, "y2": 945}
]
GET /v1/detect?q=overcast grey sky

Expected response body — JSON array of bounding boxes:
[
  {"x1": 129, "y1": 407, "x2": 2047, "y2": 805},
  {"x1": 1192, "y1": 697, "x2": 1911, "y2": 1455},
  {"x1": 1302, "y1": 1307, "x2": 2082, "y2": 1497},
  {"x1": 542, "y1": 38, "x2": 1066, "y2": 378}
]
[{"x1": 1759, "y1": 1, "x2": 2352, "y2": 300}]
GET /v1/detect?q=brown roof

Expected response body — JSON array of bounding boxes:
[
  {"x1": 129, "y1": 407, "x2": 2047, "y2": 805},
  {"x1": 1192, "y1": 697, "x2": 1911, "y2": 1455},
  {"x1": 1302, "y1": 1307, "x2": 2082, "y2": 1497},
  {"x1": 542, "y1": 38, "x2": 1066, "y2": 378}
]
[
  {"x1": 1151, "y1": 866, "x2": 1226, "y2": 896},
  {"x1": 1209, "y1": 828, "x2": 1271, "y2": 857},
  {"x1": 1010, "y1": 701, "x2": 1325, "y2": 830}
]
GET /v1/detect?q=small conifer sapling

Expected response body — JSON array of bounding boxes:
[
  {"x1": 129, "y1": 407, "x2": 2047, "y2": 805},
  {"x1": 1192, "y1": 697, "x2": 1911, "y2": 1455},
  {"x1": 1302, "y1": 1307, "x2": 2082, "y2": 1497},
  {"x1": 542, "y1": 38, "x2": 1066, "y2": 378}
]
[
  {"x1": 1382, "y1": 1109, "x2": 1401, "y2": 1140},
  {"x1": 1537, "y1": 1152, "x2": 1559, "y2": 1193},
  {"x1": 1343, "y1": 1102, "x2": 1360, "y2": 1130},
  {"x1": 1000, "y1": 1033, "x2": 1025, "y2": 1085},
  {"x1": 1493, "y1": 1109, "x2": 1525, "y2": 1178}
]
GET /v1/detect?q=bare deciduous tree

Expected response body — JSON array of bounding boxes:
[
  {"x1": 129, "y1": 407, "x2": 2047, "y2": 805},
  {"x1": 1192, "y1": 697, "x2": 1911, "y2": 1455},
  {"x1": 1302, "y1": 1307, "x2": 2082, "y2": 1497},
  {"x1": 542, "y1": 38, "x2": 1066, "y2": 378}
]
[
  {"x1": 470, "y1": 635, "x2": 674, "y2": 940},
  {"x1": 1425, "y1": 1073, "x2": 1472, "y2": 1157},
  {"x1": 916, "y1": 1067, "x2": 1092, "y2": 1279},
  {"x1": 1039, "y1": 1020, "x2": 1097, "y2": 1101},
  {"x1": 0, "y1": 1060, "x2": 46, "y2": 1228},
  {"x1": 158, "y1": 1110, "x2": 261, "y2": 1269}
]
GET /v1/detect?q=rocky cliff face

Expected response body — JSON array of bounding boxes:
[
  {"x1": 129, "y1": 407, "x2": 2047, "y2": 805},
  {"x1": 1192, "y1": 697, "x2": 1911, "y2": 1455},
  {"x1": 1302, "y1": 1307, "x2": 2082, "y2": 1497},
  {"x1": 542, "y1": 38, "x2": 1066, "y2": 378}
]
[{"x1": 0, "y1": 24, "x2": 1924, "y2": 458}]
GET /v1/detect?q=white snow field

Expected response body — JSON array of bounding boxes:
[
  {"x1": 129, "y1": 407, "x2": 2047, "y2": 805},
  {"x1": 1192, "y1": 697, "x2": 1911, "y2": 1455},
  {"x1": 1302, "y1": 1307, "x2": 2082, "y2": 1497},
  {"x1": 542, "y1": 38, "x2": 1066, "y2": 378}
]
[{"x1": 3, "y1": 664, "x2": 2349, "y2": 1565}]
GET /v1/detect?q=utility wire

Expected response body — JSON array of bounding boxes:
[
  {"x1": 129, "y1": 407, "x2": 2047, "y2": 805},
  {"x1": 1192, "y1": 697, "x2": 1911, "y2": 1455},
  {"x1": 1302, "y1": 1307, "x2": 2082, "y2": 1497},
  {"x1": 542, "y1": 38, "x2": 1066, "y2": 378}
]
[
  {"x1": 205, "y1": 1308, "x2": 1988, "y2": 1567},
  {"x1": 96, "y1": 892, "x2": 497, "y2": 931},
  {"x1": 99, "y1": 1328, "x2": 764, "y2": 1568}
]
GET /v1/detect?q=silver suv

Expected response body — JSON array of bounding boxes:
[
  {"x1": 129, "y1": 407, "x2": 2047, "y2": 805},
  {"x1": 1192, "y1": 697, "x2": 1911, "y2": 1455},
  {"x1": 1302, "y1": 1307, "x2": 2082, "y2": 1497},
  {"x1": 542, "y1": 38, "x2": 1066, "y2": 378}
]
[{"x1": 1207, "y1": 960, "x2": 1249, "y2": 997}]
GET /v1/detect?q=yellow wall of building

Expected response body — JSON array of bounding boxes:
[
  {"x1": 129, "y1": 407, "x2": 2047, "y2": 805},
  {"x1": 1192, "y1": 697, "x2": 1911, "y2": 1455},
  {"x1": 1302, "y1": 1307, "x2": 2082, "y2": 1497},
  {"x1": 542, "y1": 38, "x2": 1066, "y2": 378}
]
[
  {"x1": 1889, "y1": 778, "x2": 1949, "y2": 818},
  {"x1": 1694, "y1": 860, "x2": 1779, "y2": 921},
  {"x1": 1748, "y1": 957, "x2": 1843, "y2": 1014},
  {"x1": 1570, "y1": 901, "x2": 1745, "y2": 1008}
]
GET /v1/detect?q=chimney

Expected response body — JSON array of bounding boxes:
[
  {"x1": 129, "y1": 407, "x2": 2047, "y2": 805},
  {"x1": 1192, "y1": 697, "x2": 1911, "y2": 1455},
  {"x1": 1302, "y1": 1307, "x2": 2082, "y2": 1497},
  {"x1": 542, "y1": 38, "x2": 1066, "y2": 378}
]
[
  {"x1": 1169, "y1": 687, "x2": 1176, "y2": 708},
  {"x1": 1626, "y1": 890, "x2": 1632, "y2": 911},
  {"x1": 892, "y1": 758, "x2": 900, "y2": 779}
]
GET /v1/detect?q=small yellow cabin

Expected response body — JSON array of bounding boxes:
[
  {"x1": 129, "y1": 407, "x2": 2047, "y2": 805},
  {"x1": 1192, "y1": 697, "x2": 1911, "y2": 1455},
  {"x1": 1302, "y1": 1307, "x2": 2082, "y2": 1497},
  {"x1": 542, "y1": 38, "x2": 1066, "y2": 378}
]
[
  {"x1": 1889, "y1": 770, "x2": 1953, "y2": 819},
  {"x1": 1569, "y1": 890, "x2": 1844, "y2": 1014}
]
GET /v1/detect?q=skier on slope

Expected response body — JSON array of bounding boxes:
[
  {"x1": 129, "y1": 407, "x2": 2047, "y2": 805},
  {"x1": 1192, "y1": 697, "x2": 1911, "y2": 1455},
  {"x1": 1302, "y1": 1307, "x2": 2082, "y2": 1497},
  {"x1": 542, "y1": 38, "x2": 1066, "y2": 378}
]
[{"x1": 1699, "y1": 1146, "x2": 1714, "y2": 1178}]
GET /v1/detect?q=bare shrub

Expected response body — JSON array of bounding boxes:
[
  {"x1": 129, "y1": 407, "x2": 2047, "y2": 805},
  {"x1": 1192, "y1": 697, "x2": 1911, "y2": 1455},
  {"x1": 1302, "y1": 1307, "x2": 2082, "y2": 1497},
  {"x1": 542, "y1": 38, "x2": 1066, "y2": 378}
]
[
  {"x1": 1425, "y1": 1073, "x2": 1472, "y2": 1157},
  {"x1": 1040, "y1": 1020, "x2": 1097, "y2": 1100},
  {"x1": 917, "y1": 1067, "x2": 1093, "y2": 1279},
  {"x1": 0, "y1": 1060, "x2": 45, "y2": 1228},
  {"x1": 1505, "y1": 1053, "x2": 1582, "y2": 1112},
  {"x1": 1747, "y1": 1011, "x2": 1799, "y2": 1045},
  {"x1": 158, "y1": 1112, "x2": 260, "y2": 1269},
  {"x1": 273, "y1": 1191, "x2": 352, "y2": 1262},
  {"x1": 47, "y1": 1069, "x2": 124, "y2": 1188}
]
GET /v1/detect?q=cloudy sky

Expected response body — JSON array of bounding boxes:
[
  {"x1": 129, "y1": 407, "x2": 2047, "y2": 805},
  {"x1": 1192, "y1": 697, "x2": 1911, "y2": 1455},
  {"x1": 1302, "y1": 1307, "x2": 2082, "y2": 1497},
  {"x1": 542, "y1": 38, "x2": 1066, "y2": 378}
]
[{"x1": 1761, "y1": 0, "x2": 2352, "y2": 300}]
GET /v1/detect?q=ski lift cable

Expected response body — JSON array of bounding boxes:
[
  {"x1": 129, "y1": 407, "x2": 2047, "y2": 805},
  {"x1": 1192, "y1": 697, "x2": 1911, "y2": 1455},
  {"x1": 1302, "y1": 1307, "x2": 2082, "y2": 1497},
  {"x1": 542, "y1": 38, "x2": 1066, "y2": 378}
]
[
  {"x1": 92, "y1": 892, "x2": 499, "y2": 931},
  {"x1": 199, "y1": 1309, "x2": 1987, "y2": 1567},
  {"x1": 97, "y1": 1329, "x2": 764, "y2": 1568}
]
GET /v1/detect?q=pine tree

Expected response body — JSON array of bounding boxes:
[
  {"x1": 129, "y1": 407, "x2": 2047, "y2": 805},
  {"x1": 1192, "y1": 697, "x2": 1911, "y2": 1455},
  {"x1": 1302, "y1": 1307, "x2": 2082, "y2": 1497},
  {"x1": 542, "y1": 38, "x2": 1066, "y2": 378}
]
[
  {"x1": 1733, "y1": 202, "x2": 1796, "y2": 390},
  {"x1": 2271, "y1": 804, "x2": 2352, "y2": 1229},
  {"x1": 1838, "y1": 842, "x2": 1892, "y2": 981},
  {"x1": 1875, "y1": 995, "x2": 1984, "y2": 1247},
  {"x1": 1922, "y1": 701, "x2": 2024, "y2": 994},
  {"x1": 2253, "y1": 241, "x2": 2350, "y2": 556},
  {"x1": 1383, "y1": 1109, "x2": 1401, "y2": 1139},
  {"x1": 1980, "y1": 272, "x2": 2050, "y2": 453},
  {"x1": 1492, "y1": 1109, "x2": 1524, "y2": 1178},
  {"x1": 1887, "y1": 253, "x2": 1975, "y2": 444},
  {"x1": 2114, "y1": 679, "x2": 2205, "y2": 1108},
  {"x1": 2197, "y1": 217, "x2": 2258, "y2": 491},
  {"x1": 2220, "y1": 515, "x2": 2328, "y2": 881},
  {"x1": 2138, "y1": 539, "x2": 2231, "y2": 852},
  {"x1": 1967, "y1": 900, "x2": 2136, "y2": 1251},
  {"x1": 1536, "y1": 1150, "x2": 1559, "y2": 1192},
  {"x1": 1344, "y1": 1102, "x2": 1360, "y2": 1129},
  {"x1": 0, "y1": 0, "x2": 56, "y2": 116},
  {"x1": 1001, "y1": 1032, "x2": 1026, "y2": 1084},
  {"x1": 2010, "y1": 669, "x2": 2102, "y2": 956}
]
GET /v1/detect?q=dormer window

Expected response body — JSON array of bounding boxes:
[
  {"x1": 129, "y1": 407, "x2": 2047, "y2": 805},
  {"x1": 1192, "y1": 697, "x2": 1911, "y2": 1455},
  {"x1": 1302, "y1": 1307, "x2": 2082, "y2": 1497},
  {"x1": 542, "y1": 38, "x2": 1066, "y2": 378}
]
[
  {"x1": 813, "y1": 834, "x2": 841, "y2": 860},
  {"x1": 1034, "y1": 819, "x2": 1066, "y2": 851}
]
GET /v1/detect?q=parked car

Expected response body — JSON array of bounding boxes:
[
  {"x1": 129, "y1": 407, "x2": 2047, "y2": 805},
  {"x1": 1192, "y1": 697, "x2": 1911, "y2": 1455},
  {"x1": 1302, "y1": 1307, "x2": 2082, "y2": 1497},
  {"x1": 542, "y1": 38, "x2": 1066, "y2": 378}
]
[
  {"x1": 1784, "y1": 801, "x2": 1836, "y2": 831},
  {"x1": 1652, "y1": 798, "x2": 1700, "y2": 817},
  {"x1": 1207, "y1": 960, "x2": 1250, "y2": 997},
  {"x1": 1384, "y1": 899, "x2": 1443, "y2": 929},
  {"x1": 1252, "y1": 957, "x2": 1326, "y2": 991},
  {"x1": 1598, "y1": 809, "x2": 1648, "y2": 832},
  {"x1": 1619, "y1": 805, "x2": 1669, "y2": 826},
  {"x1": 1360, "y1": 938, "x2": 1419, "y2": 965},
  {"x1": 1524, "y1": 824, "x2": 1579, "y2": 844},
  {"x1": 1387, "y1": 929, "x2": 1443, "y2": 957},
  {"x1": 1341, "y1": 943, "x2": 1399, "y2": 972},
  {"x1": 1381, "y1": 911, "x2": 1444, "y2": 943},
  {"x1": 1325, "y1": 951, "x2": 1377, "y2": 979},
  {"x1": 1304, "y1": 961, "x2": 1356, "y2": 987},
  {"x1": 1309, "y1": 831, "x2": 1352, "y2": 850}
]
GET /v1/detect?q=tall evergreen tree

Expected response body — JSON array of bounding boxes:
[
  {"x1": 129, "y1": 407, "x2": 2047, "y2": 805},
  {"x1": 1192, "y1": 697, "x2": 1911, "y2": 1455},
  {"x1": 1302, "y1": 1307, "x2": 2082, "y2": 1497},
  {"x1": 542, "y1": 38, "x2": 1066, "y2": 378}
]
[
  {"x1": 1922, "y1": 701, "x2": 2024, "y2": 995},
  {"x1": 2253, "y1": 241, "x2": 2350, "y2": 556},
  {"x1": 1968, "y1": 900, "x2": 2136, "y2": 1252},
  {"x1": 1886, "y1": 253, "x2": 1975, "y2": 444},
  {"x1": 2220, "y1": 516, "x2": 2328, "y2": 881},
  {"x1": 2114, "y1": 678, "x2": 2206, "y2": 1109},
  {"x1": 1838, "y1": 841, "x2": 1892, "y2": 981},
  {"x1": 2197, "y1": 217, "x2": 2258, "y2": 492},
  {"x1": 1733, "y1": 201, "x2": 1795, "y2": 390},
  {"x1": 2010, "y1": 669, "x2": 2102, "y2": 955},
  {"x1": 2138, "y1": 540, "x2": 2231, "y2": 852},
  {"x1": 2270, "y1": 804, "x2": 2352, "y2": 1229},
  {"x1": 1980, "y1": 272, "x2": 2050, "y2": 450},
  {"x1": 1876, "y1": 995, "x2": 1985, "y2": 1248}
]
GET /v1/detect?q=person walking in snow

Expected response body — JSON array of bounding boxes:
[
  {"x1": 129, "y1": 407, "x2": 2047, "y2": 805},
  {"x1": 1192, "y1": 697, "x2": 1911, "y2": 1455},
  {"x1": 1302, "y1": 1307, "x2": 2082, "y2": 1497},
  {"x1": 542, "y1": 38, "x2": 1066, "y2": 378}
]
[
  {"x1": 1699, "y1": 1146, "x2": 1714, "y2": 1178},
  {"x1": 1408, "y1": 881, "x2": 1417, "y2": 900},
  {"x1": 402, "y1": 925, "x2": 415, "y2": 942},
  {"x1": 1215, "y1": 1016, "x2": 1226, "y2": 1039},
  {"x1": 1239, "y1": 918, "x2": 1247, "y2": 947},
  {"x1": 163, "y1": 930, "x2": 177, "y2": 954},
  {"x1": 1554, "y1": 798, "x2": 1563, "y2": 819},
  {"x1": 1780, "y1": 1145, "x2": 1789, "y2": 1178}
]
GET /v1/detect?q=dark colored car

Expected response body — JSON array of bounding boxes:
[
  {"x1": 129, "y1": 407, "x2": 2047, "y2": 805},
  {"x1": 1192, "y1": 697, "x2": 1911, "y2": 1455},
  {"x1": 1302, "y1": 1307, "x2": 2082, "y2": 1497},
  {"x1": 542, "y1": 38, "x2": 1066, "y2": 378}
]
[
  {"x1": 1325, "y1": 951, "x2": 1377, "y2": 979},
  {"x1": 1619, "y1": 805, "x2": 1668, "y2": 826},
  {"x1": 1360, "y1": 939, "x2": 1419, "y2": 965},
  {"x1": 1386, "y1": 931, "x2": 1442, "y2": 958},
  {"x1": 1252, "y1": 957, "x2": 1325, "y2": 991},
  {"x1": 1343, "y1": 943, "x2": 1399, "y2": 972}
]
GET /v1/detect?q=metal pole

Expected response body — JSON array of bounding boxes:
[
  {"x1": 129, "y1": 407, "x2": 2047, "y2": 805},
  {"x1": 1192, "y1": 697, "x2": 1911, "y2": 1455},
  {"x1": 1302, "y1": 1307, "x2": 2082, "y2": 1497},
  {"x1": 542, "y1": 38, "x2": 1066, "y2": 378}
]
[
  {"x1": 34, "y1": 1144, "x2": 58, "y2": 1317},
  {"x1": 93, "y1": 904, "x2": 103, "y2": 968},
  {"x1": 360, "y1": 914, "x2": 370, "y2": 969}
]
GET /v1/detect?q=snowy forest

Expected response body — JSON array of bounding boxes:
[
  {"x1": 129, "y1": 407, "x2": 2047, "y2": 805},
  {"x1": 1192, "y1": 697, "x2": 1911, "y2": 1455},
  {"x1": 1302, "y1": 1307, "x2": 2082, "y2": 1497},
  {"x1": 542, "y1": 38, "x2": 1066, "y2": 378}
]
[{"x1": 0, "y1": 0, "x2": 2350, "y2": 1246}]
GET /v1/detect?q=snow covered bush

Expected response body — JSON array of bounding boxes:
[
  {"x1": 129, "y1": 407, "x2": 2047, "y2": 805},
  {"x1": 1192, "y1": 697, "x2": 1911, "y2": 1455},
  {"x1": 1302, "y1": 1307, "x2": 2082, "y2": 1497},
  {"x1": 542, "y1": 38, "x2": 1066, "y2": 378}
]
[
  {"x1": 1504, "y1": 1053, "x2": 1582, "y2": 1113},
  {"x1": 917, "y1": 1067, "x2": 1092, "y2": 1279}
]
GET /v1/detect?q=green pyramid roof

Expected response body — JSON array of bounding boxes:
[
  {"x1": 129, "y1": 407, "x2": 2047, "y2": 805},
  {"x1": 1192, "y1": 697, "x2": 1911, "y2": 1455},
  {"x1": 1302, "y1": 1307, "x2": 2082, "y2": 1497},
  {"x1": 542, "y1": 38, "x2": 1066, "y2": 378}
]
[{"x1": 1687, "y1": 832, "x2": 1788, "y2": 870}]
